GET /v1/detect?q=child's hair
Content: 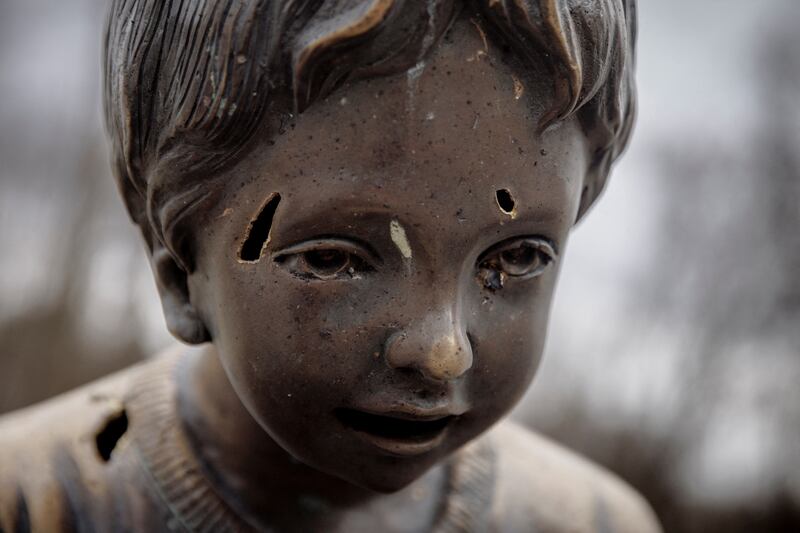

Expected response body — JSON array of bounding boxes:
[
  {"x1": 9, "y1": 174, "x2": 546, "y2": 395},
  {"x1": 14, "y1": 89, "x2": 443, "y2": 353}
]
[{"x1": 104, "y1": 0, "x2": 636, "y2": 270}]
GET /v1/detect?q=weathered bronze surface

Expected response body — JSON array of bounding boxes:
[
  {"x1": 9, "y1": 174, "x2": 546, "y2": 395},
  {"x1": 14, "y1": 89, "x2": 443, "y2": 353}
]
[{"x1": 0, "y1": 1, "x2": 661, "y2": 531}]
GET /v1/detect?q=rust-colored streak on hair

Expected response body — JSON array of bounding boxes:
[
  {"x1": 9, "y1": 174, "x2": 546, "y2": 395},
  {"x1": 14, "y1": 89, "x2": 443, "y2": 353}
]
[
  {"x1": 293, "y1": 0, "x2": 395, "y2": 111},
  {"x1": 300, "y1": 0, "x2": 394, "y2": 55}
]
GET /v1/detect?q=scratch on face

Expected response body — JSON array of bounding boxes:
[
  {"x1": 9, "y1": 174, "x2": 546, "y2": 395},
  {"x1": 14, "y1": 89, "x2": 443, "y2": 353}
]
[
  {"x1": 470, "y1": 18, "x2": 489, "y2": 54},
  {"x1": 406, "y1": 61, "x2": 426, "y2": 114},
  {"x1": 406, "y1": 1, "x2": 436, "y2": 115},
  {"x1": 390, "y1": 219, "x2": 412, "y2": 259},
  {"x1": 467, "y1": 19, "x2": 489, "y2": 63},
  {"x1": 512, "y1": 74, "x2": 525, "y2": 100}
]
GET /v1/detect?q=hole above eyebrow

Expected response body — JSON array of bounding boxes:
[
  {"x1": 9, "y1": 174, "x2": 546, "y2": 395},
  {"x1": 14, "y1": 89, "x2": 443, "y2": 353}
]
[
  {"x1": 495, "y1": 188, "x2": 516, "y2": 216},
  {"x1": 239, "y1": 193, "x2": 282, "y2": 262}
]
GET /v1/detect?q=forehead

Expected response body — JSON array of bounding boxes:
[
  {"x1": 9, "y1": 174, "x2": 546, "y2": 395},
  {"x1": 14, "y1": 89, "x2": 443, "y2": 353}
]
[{"x1": 218, "y1": 20, "x2": 587, "y2": 243}]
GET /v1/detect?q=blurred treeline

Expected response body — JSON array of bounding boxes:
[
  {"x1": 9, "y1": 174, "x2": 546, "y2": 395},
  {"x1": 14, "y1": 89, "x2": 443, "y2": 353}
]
[
  {"x1": 0, "y1": 2, "x2": 154, "y2": 414},
  {"x1": 518, "y1": 4, "x2": 800, "y2": 531},
  {"x1": 1, "y1": 1, "x2": 798, "y2": 532}
]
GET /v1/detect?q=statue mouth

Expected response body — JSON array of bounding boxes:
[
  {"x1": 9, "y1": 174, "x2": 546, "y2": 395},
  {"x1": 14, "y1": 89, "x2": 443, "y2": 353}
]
[{"x1": 334, "y1": 408, "x2": 456, "y2": 456}]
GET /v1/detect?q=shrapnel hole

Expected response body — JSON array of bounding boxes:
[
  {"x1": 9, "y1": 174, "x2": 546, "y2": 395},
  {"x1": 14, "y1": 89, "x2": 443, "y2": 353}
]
[
  {"x1": 95, "y1": 409, "x2": 128, "y2": 462},
  {"x1": 239, "y1": 193, "x2": 282, "y2": 262},
  {"x1": 495, "y1": 189, "x2": 516, "y2": 214}
]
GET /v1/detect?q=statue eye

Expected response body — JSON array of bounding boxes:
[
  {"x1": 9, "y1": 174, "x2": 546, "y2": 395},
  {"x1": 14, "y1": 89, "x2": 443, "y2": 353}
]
[
  {"x1": 477, "y1": 237, "x2": 556, "y2": 291},
  {"x1": 274, "y1": 239, "x2": 376, "y2": 281},
  {"x1": 300, "y1": 249, "x2": 351, "y2": 279},
  {"x1": 498, "y1": 245, "x2": 544, "y2": 276}
]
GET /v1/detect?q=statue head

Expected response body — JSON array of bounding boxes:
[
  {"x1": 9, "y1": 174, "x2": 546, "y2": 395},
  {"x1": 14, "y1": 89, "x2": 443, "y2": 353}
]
[{"x1": 104, "y1": 0, "x2": 636, "y2": 491}]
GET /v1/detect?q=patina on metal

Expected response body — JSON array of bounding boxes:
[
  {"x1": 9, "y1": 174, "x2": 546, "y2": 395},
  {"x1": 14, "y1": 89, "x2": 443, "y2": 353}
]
[{"x1": 0, "y1": 1, "x2": 660, "y2": 531}]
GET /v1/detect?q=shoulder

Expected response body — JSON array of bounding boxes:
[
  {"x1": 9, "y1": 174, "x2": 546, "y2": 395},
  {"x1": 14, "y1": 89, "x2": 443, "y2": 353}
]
[
  {"x1": 485, "y1": 420, "x2": 662, "y2": 533},
  {"x1": 0, "y1": 355, "x2": 148, "y2": 465},
  {"x1": 0, "y1": 347, "x2": 181, "y2": 531}
]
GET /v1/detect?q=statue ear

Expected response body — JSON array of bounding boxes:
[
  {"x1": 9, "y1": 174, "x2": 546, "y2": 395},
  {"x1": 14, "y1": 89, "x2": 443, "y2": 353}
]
[{"x1": 150, "y1": 244, "x2": 211, "y2": 345}]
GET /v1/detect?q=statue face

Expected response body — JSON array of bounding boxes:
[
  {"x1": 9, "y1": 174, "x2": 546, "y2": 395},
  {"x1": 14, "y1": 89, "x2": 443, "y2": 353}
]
[{"x1": 185, "y1": 22, "x2": 586, "y2": 491}]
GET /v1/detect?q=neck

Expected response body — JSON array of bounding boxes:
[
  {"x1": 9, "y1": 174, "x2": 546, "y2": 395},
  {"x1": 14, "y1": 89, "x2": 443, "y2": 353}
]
[{"x1": 174, "y1": 345, "x2": 445, "y2": 530}]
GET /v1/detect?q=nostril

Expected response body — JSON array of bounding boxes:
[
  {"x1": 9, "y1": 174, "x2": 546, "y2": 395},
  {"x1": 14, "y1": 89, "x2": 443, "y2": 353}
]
[{"x1": 466, "y1": 331, "x2": 477, "y2": 352}]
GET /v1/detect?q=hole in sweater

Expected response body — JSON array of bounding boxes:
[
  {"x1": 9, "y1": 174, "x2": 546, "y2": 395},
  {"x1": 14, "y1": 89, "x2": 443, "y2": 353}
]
[{"x1": 95, "y1": 409, "x2": 128, "y2": 462}]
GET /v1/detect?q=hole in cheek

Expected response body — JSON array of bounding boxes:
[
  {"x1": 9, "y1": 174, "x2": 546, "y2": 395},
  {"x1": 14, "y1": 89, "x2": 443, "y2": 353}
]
[
  {"x1": 495, "y1": 189, "x2": 516, "y2": 216},
  {"x1": 239, "y1": 193, "x2": 282, "y2": 262}
]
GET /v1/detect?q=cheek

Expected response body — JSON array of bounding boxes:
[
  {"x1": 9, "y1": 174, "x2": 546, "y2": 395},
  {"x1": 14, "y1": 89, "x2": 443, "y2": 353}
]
[
  {"x1": 208, "y1": 264, "x2": 392, "y2": 411},
  {"x1": 466, "y1": 276, "x2": 556, "y2": 413}
]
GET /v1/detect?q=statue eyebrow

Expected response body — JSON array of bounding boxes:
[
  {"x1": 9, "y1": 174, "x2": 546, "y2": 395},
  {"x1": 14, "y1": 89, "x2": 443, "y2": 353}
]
[{"x1": 239, "y1": 193, "x2": 282, "y2": 262}]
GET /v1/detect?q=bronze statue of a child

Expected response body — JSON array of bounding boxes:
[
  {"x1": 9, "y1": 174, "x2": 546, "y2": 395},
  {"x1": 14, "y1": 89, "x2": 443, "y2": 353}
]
[{"x1": 0, "y1": 1, "x2": 661, "y2": 531}]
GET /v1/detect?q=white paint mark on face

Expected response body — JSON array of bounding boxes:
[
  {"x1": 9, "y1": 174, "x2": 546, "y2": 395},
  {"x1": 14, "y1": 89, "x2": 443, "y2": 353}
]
[{"x1": 390, "y1": 220, "x2": 413, "y2": 259}]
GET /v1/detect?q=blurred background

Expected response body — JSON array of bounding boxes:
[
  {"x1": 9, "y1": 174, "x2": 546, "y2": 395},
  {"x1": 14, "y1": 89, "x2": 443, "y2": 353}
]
[{"x1": 1, "y1": 1, "x2": 798, "y2": 531}]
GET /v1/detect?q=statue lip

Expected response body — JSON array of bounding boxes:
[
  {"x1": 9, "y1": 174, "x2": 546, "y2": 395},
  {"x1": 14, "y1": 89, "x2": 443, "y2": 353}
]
[
  {"x1": 350, "y1": 404, "x2": 464, "y2": 420},
  {"x1": 334, "y1": 406, "x2": 459, "y2": 457}
]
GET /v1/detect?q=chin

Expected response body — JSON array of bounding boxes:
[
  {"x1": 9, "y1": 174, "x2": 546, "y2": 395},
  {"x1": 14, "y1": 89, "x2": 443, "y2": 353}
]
[{"x1": 330, "y1": 451, "x2": 442, "y2": 494}]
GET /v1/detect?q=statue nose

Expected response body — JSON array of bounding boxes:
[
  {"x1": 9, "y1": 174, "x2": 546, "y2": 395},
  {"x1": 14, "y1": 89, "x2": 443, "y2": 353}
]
[{"x1": 383, "y1": 313, "x2": 473, "y2": 382}]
